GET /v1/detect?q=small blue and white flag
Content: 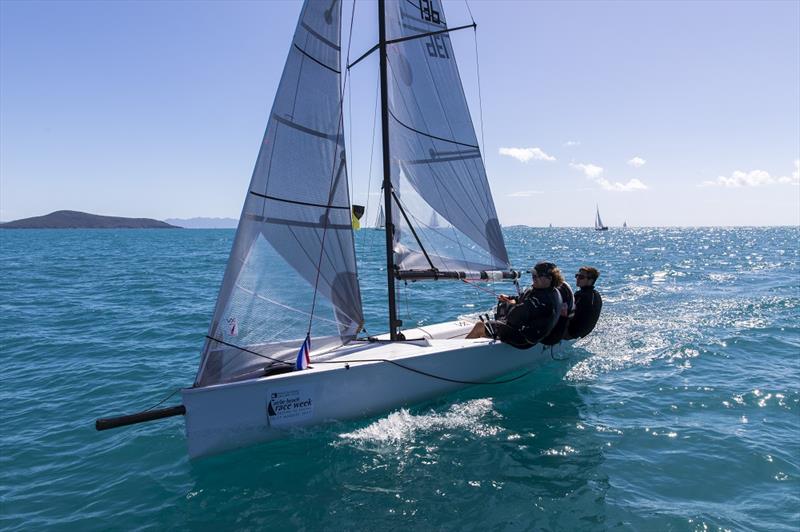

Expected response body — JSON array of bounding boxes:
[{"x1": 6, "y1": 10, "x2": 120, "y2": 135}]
[{"x1": 295, "y1": 334, "x2": 311, "y2": 370}]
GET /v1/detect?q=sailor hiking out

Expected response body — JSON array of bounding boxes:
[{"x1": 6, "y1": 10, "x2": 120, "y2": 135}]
[{"x1": 466, "y1": 262, "x2": 563, "y2": 349}]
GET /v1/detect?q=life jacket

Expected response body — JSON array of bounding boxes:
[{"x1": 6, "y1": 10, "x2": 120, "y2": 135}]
[
  {"x1": 503, "y1": 287, "x2": 561, "y2": 346},
  {"x1": 566, "y1": 287, "x2": 603, "y2": 339},
  {"x1": 541, "y1": 283, "x2": 575, "y2": 346}
]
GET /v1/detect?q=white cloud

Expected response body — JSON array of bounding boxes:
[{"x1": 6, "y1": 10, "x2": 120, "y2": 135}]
[
  {"x1": 570, "y1": 161, "x2": 648, "y2": 192},
  {"x1": 507, "y1": 190, "x2": 545, "y2": 197},
  {"x1": 498, "y1": 147, "x2": 556, "y2": 163},
  {"x1": 563, "y1": 140, "x2": 581, "y2": 147},
  {"x1": 596, "y1": 177, "x2": 648, "y2": 192},
  {"x1": 700, "y1": 161, "x2": 800, "y2": 187},
  {"x1": 783, "y1": 159, "x2": 800, "y2": 185},
  {"x1": 569, "y1": 162, "x2": 604, "y2": 178},
  {"x1": 627, "y1": 156, "x2": 646, "y2": 168}
]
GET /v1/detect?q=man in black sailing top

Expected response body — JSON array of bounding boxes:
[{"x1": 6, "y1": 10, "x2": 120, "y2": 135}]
[
  {"x1": 565, "y1": 266, "x2": 603, "y2": 339},
  {"x1": 466, "y1": 262, "x2": 562, "y2": 349},
  {"x1": 541, "y1": 269, "x2": 575, "y2": 346}
]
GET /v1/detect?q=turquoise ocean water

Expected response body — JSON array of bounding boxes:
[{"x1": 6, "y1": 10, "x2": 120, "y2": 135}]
[{"x1": 1, "y1": 226, "x2": 798, "y2": 530}]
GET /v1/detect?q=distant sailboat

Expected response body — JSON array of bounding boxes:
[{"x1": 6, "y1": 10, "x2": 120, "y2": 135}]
[
  {"x1": 594, "y1": 206, "x2": 608, "y2": 231},
  {"x1": 622, "y1": 220, "x2": 627, "y2": 228},
  {"x1": 428, "y1": 211, "x2": 441, "y2": 228},
  {"x1": 375, "y1": 205, "x2": 385, "y2": 229}
]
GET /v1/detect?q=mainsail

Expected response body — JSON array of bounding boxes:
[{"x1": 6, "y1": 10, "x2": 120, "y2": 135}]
[
  {"x1": 595, "y1": 206, "x2": 607, "y2": 230},
  {"x1": 384, "y1": 0, "x2": 509, "y2": 272},
  {"x1": 375, "y1": 205, "x2": 385, "y2": 228},
  {"x1": 195, "y1": 0, "x2": 361, "y2": 386}
]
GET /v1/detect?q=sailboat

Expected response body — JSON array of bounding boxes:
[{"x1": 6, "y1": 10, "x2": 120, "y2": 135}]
[
  {"x1": 622, "y1": 220, "x2": 627, "y2": 228},
  {"x1": 594, "y1": 206, "x2": 609, "y2": 231},
  {"x1": 96, "y1": 0, "x2": 560, "y2": 459},
  {"x1": 375, "y1": 204, "x2": 385, "y2": 229}
]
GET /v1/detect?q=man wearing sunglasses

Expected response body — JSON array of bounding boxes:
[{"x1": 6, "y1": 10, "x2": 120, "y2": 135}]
[{"x1": 565, "y1": 266, "x2": 603, "y2": 339}]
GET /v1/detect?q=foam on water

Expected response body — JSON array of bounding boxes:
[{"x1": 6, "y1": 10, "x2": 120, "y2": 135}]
[{"x1": 337, "y1": 398, "x2": 503, "y2": 446}]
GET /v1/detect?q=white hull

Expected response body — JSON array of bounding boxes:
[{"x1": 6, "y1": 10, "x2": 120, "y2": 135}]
[{"x1": 182, "y1": 319, "x2": 561, "y2": 458}]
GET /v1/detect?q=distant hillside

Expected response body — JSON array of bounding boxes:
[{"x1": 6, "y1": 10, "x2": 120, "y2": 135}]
[
  {"x1": 164, "y1": 217, "x2": 238, "y2": 229},
  {"x1": 0, "y1": 210, "x2": 181, "y2": 229}
]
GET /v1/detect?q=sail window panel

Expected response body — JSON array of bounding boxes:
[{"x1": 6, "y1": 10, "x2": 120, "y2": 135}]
[
  {"x1": 198, "y1": 218, "x2": 360, "y2": 386},
  {"x1": 255, "y1": 197, "x2": 362, "y2": 330},
  {"x1": 199, "y1": 232, "x2": 351, "y2": 386},
  {"x1": 393, "y1": 175, "x2": 507, "y2": 272},
  {"x1": 235, "y1": 189, "x2": 362, "y2": 336}
]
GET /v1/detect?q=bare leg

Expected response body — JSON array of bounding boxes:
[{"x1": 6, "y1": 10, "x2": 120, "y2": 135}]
[{"x1": 466, "y1": 321, "x2": 486, "y2": 339}]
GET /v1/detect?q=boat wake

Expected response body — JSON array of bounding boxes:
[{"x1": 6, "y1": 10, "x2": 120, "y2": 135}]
[{"x1": 335, "y1": 398, "x2": 504, "y2": 447}]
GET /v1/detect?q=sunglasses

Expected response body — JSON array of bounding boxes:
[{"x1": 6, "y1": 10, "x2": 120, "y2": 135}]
[
  {"x1": 575, "y1": 274, "x2": 588, "y2": 280},
  {"x1": 532, "y1": 272, "x2": 551, "y2": 278}
]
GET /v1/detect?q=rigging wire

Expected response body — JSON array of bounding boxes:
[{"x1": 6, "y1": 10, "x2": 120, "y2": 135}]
[
  {"x1": 471, "y1": 18, "x2": 487, "y2": 169},
  {"x1": 347, "y1": 64, "x2": 354, "y2": 211},
  {"x1": 464, "y1": 0, "x2": 512, "y2": 297},
  {"x1": 141, "y1": 387, "x2": 182, "y2": 412},
  {"x1": 364, "y1": 79, "x2": 381, "y2": 248},
  {"x1": 314, "y1": 357, "x2": 536, "y2": 386},
  {"x1": 464, "y1": 0, "x2": 476, "y2": 24}
]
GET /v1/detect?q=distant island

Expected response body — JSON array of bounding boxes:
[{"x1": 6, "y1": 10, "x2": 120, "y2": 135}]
[
  {"x1": 0, "y1": 210, "x2": 181, "y2": 229},
  {"x1": 164, "y1": 217, "x2": 238, "y2": 229}
]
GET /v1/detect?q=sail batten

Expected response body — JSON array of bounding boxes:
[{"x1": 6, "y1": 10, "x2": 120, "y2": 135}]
[{"x1": 389, "y1": 108, "x2": 480, "y2": 148}]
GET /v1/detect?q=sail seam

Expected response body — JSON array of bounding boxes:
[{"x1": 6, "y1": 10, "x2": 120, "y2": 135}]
[
  {"x1": 388, "y1": 108, "x2": 479, "y2": 149},
  {"x1": 247, "y1": 191, "x2": 350, "y2": 210},
  {"x1": 293, "y1": 43, "x2": 341, "y2": 74}
]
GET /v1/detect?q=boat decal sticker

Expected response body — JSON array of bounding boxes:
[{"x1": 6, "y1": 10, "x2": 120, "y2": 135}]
[
  {"x1": 226, "y1": 317, "x2": 238, "y2": 337},
  {"x1": 267, "y1": 387, "x2": 314, "y2": 427}
]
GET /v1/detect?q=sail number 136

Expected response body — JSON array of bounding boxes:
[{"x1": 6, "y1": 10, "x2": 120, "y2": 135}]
[{"x1": 419, "y1": 0, "x2": 441, "y2": 24}]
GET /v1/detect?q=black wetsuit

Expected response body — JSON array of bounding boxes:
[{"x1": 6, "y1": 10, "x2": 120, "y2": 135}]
[
  {"x1": 566, "y1": 286, "x2": 602, "y2": 339},
  {"x1": 541, "y1": 283, "x2": 575, "y2": 346},
  {"x1": 488, "y1": 287, "x2": 561, "y2": 349}
]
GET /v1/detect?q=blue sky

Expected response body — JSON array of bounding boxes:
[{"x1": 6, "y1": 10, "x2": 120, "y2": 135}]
[{"x1": 1, "y1": 0, "x2": 798, "y2": 226}]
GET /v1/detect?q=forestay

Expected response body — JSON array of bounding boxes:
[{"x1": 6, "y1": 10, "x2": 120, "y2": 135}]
[
  {"x1": 384, "y1": 0, "x2": 509, "y2": 272},
  {"x1": 195, "y1": 0, "x2": 362, "y2": 387}
]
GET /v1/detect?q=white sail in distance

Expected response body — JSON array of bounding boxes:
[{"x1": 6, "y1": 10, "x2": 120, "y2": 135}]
[{"x1": 595, "y1": 206, "x2": 607, "y2": 230}]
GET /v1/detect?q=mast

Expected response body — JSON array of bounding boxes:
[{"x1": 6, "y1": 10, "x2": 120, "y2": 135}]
[{"x1": 378, "y1": 0, "x2": 399, "y2": 340}]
